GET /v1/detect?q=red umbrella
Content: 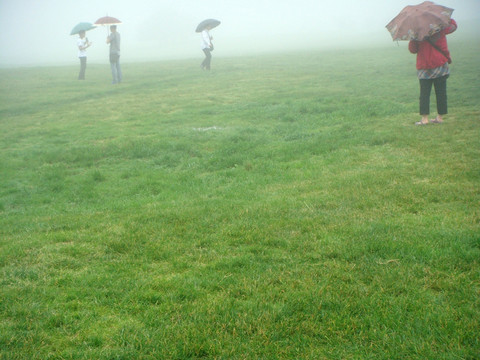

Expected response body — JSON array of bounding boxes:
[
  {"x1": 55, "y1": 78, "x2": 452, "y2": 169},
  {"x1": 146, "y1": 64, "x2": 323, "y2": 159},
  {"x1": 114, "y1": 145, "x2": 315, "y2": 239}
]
[
  {"x1": 386, "y1": 1, "x2": 454, "y2": 41},
  {"x1": 94, "y1": 16, "x2": 122, "y2": 26}
]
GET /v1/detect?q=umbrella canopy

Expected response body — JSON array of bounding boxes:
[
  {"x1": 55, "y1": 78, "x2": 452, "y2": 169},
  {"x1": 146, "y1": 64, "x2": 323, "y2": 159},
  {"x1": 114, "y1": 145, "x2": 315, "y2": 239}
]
[
  {"x1": 386, "y1": 1, "x2": 454, "y2": 41},
  {"x1": 196, "y1": 19, "x2": 221, "y2": 33},
  {"x1": 94, "y1": 16, "x2": 122, "y2": 26},
  {"x1": 70, "y1": 22, "x2": 96, "y2": 35}
]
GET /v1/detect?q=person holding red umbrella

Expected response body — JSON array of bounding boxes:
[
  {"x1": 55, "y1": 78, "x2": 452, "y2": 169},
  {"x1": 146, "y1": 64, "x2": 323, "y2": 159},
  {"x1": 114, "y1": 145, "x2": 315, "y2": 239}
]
[
  {"x1": 94, "y1": 16, "x2": 122, "y2": 84},
  {"x1": 107, "y1": 25, "x2": 122, "y2": 84},
  {"x1": 409, "y1": 18, "x2": 457, "y2": 125},
  {"x1": 386, "y1": 2, "x2": 458, "y2": 126}
]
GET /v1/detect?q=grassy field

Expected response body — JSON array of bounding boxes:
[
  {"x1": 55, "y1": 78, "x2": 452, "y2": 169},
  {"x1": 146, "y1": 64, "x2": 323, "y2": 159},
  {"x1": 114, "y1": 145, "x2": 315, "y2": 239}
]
[{"x1": 1, "y1": 41, "x2": 479, "y2": 359}]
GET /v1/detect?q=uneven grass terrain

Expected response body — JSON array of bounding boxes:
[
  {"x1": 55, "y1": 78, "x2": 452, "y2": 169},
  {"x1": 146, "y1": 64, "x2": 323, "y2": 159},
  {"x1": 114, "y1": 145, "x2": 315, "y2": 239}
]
[{"x1": 1, "y1": 42, "x2": 479, "y2": 359}]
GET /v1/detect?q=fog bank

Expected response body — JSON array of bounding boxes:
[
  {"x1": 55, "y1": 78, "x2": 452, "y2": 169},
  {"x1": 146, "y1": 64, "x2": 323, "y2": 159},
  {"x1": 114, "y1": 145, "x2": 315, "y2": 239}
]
[{"x1": 0, "y1": 0, "x2": 479, "y2": 67}]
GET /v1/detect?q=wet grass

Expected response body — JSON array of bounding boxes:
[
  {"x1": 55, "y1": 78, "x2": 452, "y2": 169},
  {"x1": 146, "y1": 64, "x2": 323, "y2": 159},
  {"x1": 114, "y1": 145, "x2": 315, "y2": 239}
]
[{"x1": 1, "y1": 42, "x2": 479, "y2": 359}]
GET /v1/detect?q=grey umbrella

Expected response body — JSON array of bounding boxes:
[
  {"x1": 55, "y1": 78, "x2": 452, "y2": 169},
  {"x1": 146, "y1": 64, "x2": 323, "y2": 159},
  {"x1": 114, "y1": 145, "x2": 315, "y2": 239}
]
[{"x1": 195, "y1": 19, "x2": 221, "y2": 33}]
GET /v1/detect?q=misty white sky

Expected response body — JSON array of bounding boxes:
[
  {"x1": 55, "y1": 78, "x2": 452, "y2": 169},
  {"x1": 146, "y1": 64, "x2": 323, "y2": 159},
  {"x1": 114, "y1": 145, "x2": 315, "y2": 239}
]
[{"x1": 0, "y1": 0, "x2": 478, "y2": 66}]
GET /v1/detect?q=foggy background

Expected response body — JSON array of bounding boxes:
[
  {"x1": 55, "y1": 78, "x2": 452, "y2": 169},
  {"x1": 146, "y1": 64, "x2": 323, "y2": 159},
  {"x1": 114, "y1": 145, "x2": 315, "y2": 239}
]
[{"x1": 0, "y1": 0, "x2": 479, "y2": 67}]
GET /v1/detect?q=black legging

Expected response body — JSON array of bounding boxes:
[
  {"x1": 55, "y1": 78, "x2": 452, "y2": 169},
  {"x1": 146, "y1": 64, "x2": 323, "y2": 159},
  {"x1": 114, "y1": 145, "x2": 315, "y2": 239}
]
[
  {"x1": 419, "y1": 75, "x2": 448, "y2": 116},
  {"x1": 201, "y1": 48, "x2": 212, "y2": 70}
]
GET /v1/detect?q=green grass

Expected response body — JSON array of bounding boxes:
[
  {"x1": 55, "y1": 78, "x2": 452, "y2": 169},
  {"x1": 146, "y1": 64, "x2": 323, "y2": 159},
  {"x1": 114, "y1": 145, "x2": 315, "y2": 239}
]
[{"x1": 1, "y1": 41, "x2": 479, "y2": 359}]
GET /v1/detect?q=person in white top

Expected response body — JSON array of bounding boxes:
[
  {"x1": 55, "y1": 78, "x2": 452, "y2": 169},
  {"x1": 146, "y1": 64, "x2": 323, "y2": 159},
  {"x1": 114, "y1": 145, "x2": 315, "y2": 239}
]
[
  {"x1": 77, "y1": 30, "x2": 91, "y2": 80},
  {"x1": 200, "y1": 26, "x2": 214, "y2": 70}
]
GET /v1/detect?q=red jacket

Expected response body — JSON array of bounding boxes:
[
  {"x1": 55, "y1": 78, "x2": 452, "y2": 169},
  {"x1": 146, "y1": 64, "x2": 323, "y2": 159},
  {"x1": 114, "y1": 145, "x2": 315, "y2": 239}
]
[{"x1": 409, "y1": 19, "x2": 457, "y2": 70}]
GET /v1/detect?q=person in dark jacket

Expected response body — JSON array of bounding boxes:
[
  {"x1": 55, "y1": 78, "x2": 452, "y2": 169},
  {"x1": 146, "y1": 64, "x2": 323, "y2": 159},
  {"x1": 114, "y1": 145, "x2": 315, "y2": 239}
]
[{"x1": 409, "y1": 19, "x2": 457, "y2": 125}]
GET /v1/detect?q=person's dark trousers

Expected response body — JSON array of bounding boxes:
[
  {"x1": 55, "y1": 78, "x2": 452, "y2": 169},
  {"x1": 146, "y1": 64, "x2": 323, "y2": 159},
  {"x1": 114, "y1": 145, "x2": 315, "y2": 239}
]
[
  {"x1": 109, "y1": 54, "x2": 122, "y2": 84},
  {"x1": 78, "y1": 57, "x2": 87, "y2": 80},
  {"x1": 201, "y1": 48, "x2": 212, "y2": 70},
  {"x1": 419, "y1": 75, "x2": 448, "y2": 115}
]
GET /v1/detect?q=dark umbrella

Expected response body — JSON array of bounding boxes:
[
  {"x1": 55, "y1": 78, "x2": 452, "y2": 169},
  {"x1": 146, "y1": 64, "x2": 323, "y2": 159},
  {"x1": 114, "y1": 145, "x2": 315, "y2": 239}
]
[
  {"x1": 195, "y1": 19, "x2": 221, "y2": 33},
  {"x1": 386, "y1": 1, "x2": 454, "y2": 41},
  {"x1": 70, "y1": 22, "x2": 96, "y2": 36}
]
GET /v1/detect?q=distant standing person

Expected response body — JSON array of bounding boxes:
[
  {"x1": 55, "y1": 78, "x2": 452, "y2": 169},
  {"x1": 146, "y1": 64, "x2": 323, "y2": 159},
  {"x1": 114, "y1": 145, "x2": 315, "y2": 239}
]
[
  {"x1": 409, "y1": 19, "x2": 457, "y2": 125},
  {"x1": 201, "y1": 26, "x2": 213, "y2": 71},
  {"x1": 77, "y1": 30, "x2": 91, "y2": 80},
  {"x1": 107, "y1": 25, "x2": 122, "y2": 84}
]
